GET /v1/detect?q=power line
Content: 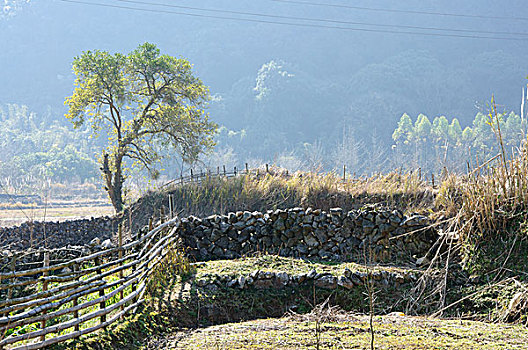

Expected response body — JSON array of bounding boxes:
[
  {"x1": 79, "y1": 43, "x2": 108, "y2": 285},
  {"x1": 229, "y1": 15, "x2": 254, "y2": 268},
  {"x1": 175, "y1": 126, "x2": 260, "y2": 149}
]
[
  {"x1": 56, "y1": 0, "x2": 528, "y2": 41},
  {"x1": 271, "y1": 0, "x2": 528, "y2": 22},
  {"x1": 113, "y1": 0, "x2": 528, "y2": 37}
]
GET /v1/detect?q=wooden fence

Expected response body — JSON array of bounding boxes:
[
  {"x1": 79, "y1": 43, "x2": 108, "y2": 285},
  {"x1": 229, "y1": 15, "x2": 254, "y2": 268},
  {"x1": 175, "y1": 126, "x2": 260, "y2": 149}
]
[
  {"x1": 162, "y1": 163, "x2": 268, "y2": 189},
  {"x1": 0, "y1": 216, "x2": 181, "y2": 350},
  {"x1": 162, "y1": 163, "x2": 442, "y2": 189}
]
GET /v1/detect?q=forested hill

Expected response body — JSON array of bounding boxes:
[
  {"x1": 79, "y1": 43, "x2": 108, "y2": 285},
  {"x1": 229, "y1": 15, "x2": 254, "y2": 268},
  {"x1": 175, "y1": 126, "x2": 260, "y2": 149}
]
[{"x1": 2, "y1": 0, "x2": 528, "y2": 174}]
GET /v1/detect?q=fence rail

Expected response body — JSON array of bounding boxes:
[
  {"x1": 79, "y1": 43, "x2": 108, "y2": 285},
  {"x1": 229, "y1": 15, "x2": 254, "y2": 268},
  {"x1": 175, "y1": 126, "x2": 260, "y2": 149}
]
[{"x1": 0, "y1": 216, "x2": 181, "y2": 350}]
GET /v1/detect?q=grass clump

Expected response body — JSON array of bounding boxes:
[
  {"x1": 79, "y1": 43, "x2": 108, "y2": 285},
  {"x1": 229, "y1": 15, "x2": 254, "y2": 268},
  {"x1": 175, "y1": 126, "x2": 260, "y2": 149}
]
[
  {"x1": 433, "y1": 101, "x2": 528, "y2": 279},
  {"x1": 127, "y1": 168, "x2": 434, "y2": 233},
  {"x1": 142, "y1": 313, "x2": 528, "y2": 350}
]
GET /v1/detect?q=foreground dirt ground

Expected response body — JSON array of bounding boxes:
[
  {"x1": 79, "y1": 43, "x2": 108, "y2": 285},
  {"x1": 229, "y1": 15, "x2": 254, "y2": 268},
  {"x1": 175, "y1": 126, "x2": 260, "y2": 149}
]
[{"x1": 141, "y1": 314, "x2": 528, "y2": 350}]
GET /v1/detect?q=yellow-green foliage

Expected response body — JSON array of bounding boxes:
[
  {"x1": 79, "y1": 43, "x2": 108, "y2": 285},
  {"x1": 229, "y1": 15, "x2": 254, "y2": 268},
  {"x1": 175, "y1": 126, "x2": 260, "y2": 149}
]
[
  {"x1": 196, "y1": 255, "x2": 418, "y2": 280},
  {"x1": 147, "y1": 242, "x2": 196, "y2": 299}
]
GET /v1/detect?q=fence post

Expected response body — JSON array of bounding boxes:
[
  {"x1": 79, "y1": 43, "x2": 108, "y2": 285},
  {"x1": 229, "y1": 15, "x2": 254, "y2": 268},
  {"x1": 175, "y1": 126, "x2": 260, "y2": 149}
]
[
  {"x1": 266, "y1": 164, "x2": 269, "y2": 174},
  {"x1": 3, "y1": 255, "x2": 16, "y2": 318},
  {"x1": 95, "y1": 256, "x2": 106, "y2": 326},
  {"x1": 149, "y1": 217, "x2": 153, "y2": 232},
  {"x1": 223, "y1": 165, "x2": 226, "y2": 176},
  {"x1": 217, "y1": 166, "x2": 220, "y2": 175},
  {"x1": 180, "y1": 174, "x2": 183, "y2": 185},
  {"x1": 160, "y1": 207, "x2": 165, "y2": 224},
  {"x1": 40, "y1": 252, "x2": 50, "y2": 342},
  {"x1": 419, "y1": 167, "x2": 422, "y2": 180},
  {"x1": 73, "y1": 262, "x2": 80, "y2": 331},
  {"x1": 118, "y1": 225, "x2": 124, "y2": 313},
  {"x1": 234, "y1": 166, "x2": 237, "y2": 176},
  {"x1": 190, "y1": 169, "x2": 194, "y2": 181},
  {"x1": 169, "y1": 194, "x2": 174, "y2": 219},
  {"x1": 432, "y1": 173, "x2": 435, "y2": 188},
  {"x1": 245, "y1": 163, "x2": 249, "y2": 174},
  {"x1": 343, "y1": 165, "x2": 346, "y2": 182},
  {"x1": 128, "y1": 209, "x2": 133, "y2": 239}
]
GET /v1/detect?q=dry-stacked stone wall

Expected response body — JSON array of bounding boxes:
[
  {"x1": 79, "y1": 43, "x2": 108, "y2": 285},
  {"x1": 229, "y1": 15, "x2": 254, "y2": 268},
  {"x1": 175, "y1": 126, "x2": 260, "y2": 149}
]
[
  {"x1": 0, "y1": 205, "x2": 437, "y2": 272},
  {"x1": 195, "y1": 267, "x2": 418, "y2": 293},
  {"x1": 179, "y1": 206, "x2": 436, "y2": 263},
  {"x1": 0, "y1": 216, "x2": 119, "y2": 252},
  {"x1": 0, "y1": 216, "x2": 120, "y2": 273}
]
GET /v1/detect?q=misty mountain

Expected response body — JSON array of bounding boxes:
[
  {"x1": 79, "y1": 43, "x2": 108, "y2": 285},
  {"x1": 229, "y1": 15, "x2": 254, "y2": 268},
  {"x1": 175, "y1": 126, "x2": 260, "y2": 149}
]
[{"x1": 1, "y1": 0, "x2": 528, "y2": 173}]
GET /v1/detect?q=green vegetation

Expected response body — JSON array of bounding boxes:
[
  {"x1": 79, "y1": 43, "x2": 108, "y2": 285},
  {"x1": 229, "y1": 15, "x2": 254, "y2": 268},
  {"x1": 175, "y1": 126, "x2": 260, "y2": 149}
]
[
  {"x1": 0, "y1": 104, "x2": 98, "y2": 185},
  {"x1": 392, "y1": 110, "x2": 525, "y2": 174},
  {"x1": 145, "y1": 315, "x2": 528, "y2": 350},
  {"x1": 429, "y1": 103, "x2": 528, "y2": 279},
  {"x1": 195, "y1": 255, "x2": 416, "y2": 279},
  {"x1": 65, "y1": 42, "x2": 217, "y2": 212}
]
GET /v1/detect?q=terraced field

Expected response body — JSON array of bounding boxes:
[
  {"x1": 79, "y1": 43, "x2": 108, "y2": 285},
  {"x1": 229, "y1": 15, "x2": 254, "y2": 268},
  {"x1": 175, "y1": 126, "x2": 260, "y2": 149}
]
[{"x1": 133, "y1": 255, "x2": 528, "y2": 350}]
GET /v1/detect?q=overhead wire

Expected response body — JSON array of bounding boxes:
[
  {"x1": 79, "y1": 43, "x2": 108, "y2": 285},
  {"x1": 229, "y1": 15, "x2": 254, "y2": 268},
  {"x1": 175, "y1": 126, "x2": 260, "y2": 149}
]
[
  {"x1": 270, "y1": 0, "x2": 528, "y2": 22},
  {"x1": 56, "y1": 0, "x2": 528, "y2": 41},
  {"x1": 113, "y1": 0, "x2": 528, "y2": 37}
]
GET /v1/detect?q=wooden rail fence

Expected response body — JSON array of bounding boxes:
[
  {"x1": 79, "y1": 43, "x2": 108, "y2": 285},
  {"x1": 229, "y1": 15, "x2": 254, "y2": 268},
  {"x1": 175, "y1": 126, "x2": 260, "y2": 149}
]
[{"x1": 0, "y1": 216, "x2": 181, "y2": 350}]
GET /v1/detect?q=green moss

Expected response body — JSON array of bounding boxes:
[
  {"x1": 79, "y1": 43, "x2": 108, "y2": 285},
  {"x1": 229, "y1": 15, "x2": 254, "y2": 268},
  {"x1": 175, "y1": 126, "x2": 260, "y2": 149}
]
[
  {"x1": 49, "y1": 308, "x2": 174, "y2": 350},
  {"x1": 145, "y1": 315, "x2": 528, "y2": 349},
  {"x1": 195, "y1": 255, "x2": 419, "y2": 279}
]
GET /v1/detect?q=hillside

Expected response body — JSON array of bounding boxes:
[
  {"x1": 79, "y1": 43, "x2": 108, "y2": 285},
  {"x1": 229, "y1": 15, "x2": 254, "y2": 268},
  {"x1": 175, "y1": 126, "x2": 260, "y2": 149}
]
[{"x1": 2, "y1": 1, "x2": 528, "y2": 177}]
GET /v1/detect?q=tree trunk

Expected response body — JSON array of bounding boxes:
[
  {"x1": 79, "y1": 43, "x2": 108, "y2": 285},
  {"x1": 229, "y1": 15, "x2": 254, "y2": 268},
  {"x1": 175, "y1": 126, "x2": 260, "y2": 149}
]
[{"x1": 102, "y1": 152, "x2": 124, "y2": 213}]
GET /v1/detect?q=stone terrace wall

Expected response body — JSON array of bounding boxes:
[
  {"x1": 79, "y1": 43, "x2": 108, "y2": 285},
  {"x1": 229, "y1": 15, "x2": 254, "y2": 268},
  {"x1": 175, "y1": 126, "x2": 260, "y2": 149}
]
[
  {"x1": 0, "y1": 216, "x2": 119, "y2": 252},
  {"x1": 0, "y1": 205, "x2": 437, "y2": 271},
  {"x1": 180, "y1": 205, "x2": 436, "y2": 263}
]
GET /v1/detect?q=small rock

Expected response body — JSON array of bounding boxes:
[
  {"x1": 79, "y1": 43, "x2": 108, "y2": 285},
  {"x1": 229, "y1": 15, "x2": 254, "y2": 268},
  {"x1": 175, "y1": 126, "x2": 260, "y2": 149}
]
[
  {"x1": 276, "y1": 271, "x2": 289, "y2": 285},
  {"x1": 196, "y1": 279, "x2": 208, "y2": 287},
  {"x1": 337, "y1": 275, "x2": 355, "y2": 289},
  {"x1": 227, "y1": 278, "x2": 238, "y2": 288},
  {"x1": 416, "y1": 256, "x2": 430, "y2": 267},
  {"x1": 238, "y1": 276, "x2": 247, "y2": 289},
  {"x1": 101, "y1": 239, "x2": 114, "y2": 249},
  {"x1": 315, "y1": 274, "x2": 337, "y2": 289}
]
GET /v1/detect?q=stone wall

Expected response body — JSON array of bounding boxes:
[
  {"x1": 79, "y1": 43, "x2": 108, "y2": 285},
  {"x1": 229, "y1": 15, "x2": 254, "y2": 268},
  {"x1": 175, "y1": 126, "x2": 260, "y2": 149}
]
[
  {"x1": 0, "y1": 216, "x2": 119, "y2": 252},
  {"x1": 0, "y1": 205, "x2": 437, "y2": 272},
  {"x1": 180, "y1": 205, "x2": 436, "y2": 263},
  {"x1": 195, "y1": 266, "x2": 417, "y2": 292}
]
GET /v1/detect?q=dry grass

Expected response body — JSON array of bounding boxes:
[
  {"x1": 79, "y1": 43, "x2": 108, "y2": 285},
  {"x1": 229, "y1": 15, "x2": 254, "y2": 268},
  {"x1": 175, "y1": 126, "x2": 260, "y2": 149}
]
[
  {"x1": 142, "y1": 313, "x2": 528, "y2": 349},
  {"x1": 127, "y1": 168, "x2": 434, "y2": 233},
  {"x1": 433, "y1": 102, "x2": 528, "y2": 276},
  {"x1": 0, "y1": 202, "x2": 114, "y2": 227}
]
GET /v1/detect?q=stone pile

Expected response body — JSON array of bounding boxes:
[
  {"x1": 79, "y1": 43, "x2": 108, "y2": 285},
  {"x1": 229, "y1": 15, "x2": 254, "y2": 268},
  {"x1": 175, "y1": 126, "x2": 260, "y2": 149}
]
[
  {"x1": 180, "y1": 205, "x2": 436, "y2": 263},
  {"x1": 194, "y1": 267, "x2": 417, "y2": 292}
]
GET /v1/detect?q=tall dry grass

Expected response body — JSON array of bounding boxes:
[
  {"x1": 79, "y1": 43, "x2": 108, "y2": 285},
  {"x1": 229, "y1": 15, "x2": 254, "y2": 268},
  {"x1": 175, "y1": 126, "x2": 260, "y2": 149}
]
[
  {"x1": 125, "y1": 167, "x2": 435, "y2": 233},
  {"x1": 436, "y1": 97, "x2": 528, "y2": 274}
]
